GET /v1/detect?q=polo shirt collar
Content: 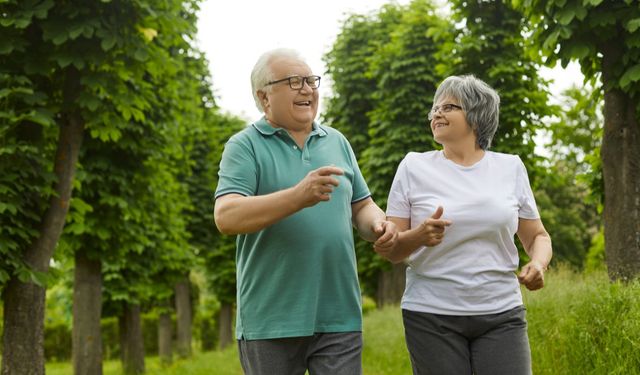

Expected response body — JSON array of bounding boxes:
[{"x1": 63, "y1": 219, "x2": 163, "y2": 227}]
[{"x1": 252, "y1": 117, "x2": 327, "y2": 137}]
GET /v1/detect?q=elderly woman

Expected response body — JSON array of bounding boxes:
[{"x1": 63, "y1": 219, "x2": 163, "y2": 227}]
[{"x1": 374, "y1": 75, "x2": 552, "y2": 374}]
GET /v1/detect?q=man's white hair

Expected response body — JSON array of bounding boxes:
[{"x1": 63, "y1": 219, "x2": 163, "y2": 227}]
[{"x1": 251, "y1": 48, "x2": 305, "y2": 113}]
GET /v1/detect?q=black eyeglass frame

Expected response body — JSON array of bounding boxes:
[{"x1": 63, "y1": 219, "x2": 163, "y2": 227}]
[
  {"x1": 428, "y1": 103, "x2": 463, "y2": 120},
  {"x1": 265, "y1": 75, "x2": 321, "y2": 90}
]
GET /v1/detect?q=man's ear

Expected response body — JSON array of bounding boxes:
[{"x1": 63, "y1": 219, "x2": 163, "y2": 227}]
[{"x1": 257, "y1": 90, "x2": 269, "y2": 112}]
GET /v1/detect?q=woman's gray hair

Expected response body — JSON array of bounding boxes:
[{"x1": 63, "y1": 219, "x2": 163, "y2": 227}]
[
  {"x1": 250, "y1": 48, "x2": 305, "y2": 113},
  {"x1": 434, "y1": 75, "x2": 500, "y2": 150}
]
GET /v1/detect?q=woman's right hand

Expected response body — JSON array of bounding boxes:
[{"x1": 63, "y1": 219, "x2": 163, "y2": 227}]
[{"x1": 418, "y1": 206, "x2": 452, "y2": 247}]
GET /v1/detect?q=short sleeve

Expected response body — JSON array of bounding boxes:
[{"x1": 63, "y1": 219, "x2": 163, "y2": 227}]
[
  {"x1": 516, "y1": 158, "x2": 539, "y2": 219},
  {"x1": 386, "y1": 157, "x2": 411, "y2": 218},
  {"x1": 215, "y1": 138, "x2": 258, "y2": 198},
  {"x1": 344, "y1": 137, "x2": 370, "y2": 203}
]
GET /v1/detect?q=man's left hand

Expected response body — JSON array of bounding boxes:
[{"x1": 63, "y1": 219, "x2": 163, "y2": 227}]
[{"x1": 372, "y1": 220, "x2": 398, "y2": 252}]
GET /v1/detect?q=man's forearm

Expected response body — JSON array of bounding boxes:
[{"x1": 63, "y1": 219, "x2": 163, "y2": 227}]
[
  {"x1": 353, "y1": 200, "x2": 385, "y2": 242},
  {"x1": 214, "y1": 189, "x2": 302, "y2": 235}
]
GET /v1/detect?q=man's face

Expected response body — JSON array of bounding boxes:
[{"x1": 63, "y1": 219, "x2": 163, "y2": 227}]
[{"x1": 259, "y1": 57, "x2": 319, "y2": 131}]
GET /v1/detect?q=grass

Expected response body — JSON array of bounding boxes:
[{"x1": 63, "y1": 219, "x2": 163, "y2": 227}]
[
  {"x1": 46, "y1": 267, "x2": 640, "y2": 374},
  {"x1": 523, "y1": 266, "x2": 640, "y2": 375}
]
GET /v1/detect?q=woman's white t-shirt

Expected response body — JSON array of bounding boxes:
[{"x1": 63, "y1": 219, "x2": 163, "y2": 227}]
[{"x1": 386, "y1": 150, "x2": 540, "y2": 315}]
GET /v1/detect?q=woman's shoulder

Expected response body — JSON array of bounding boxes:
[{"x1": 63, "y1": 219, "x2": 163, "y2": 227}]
[
  {"x1": 404, "y1": 150, "x2": 439, "y2": 162},
  {"x1": 486, "y1": 150, "x2": 522, "y2": 165}
]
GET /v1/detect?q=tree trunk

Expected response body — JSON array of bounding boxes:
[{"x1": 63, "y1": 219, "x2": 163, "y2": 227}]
[
  {"x1": 175, "y1": 277, "x2": 192, "y2": 358},
  {"x1": 158, "y1": 309, "x2": 173, "y2": 365},
  {"x1": 120, "y1": 303, "x2": 145, "y2": 375},
  {"x1": 73, "y1": 251, "x2": 103, "y2": 375},
  {"x1": 218, "y1": 302, "x2": 233, "y2": 350},
  {"x1": 600, "y1": 41, "x2": 640, "y2": 282},
  {"x1": 200, "y1": 317, "x2": 215, "y2": 351},
  {"x1": 1, "y1": 279, "x2": 46, "y2": 375},
  {"x1": 376, "y1": 263, "x2": 407, "y2": 307},
  {"x1": 1, "y1": 68, "x2": 84, "y2": 375}
]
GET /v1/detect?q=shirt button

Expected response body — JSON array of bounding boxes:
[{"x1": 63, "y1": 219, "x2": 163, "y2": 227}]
[{"x1": 293, "y1": 145, "x2": 297, "y2": 149}]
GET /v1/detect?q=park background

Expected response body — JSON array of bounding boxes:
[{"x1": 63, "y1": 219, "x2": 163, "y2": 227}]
[{"x1": 1, "y1": 0, "x2": 639, "y2": 374}]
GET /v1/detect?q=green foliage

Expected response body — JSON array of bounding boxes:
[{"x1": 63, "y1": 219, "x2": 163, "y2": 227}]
[
  {"x1": 535, "y1": 83, "x2": 603, "y2": 268},
  {"x1": 533, "y1": 161, "x2": 598, "y2": 268},
  {"x1": 0, "y1": 73, "x2": 57, "y2": 290},
  {"x1": 449, "y1": 0, "x2": 551, "y2": 178},
  {"x1": 322, "y1": 6, "x2": 404, "y2": 157},
  {"x1": 187, "y1": 112, "x2": 245, "y2": 305},
  {"x1": 585, "y1": 228, "x2": 606, "y2": 272},
  {"x1": 0, "y1": 0, "x2": 206, "y2": 305},
  {"x1": 517, "y1": 0, "x2": 640, "y2": 97}
]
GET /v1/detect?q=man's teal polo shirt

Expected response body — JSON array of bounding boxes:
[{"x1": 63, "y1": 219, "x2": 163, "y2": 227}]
[{"x1": 215, "y1": 117, "x2": 370, "y2": 340}]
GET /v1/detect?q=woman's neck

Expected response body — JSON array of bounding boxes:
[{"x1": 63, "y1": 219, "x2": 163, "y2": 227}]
[{"x1": 442, "y1": 144, "x2": 485, "y2": 167}]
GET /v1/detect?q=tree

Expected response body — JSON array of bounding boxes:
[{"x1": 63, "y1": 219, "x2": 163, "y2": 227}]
[
  {"x1": 517, "y1": 0, "x2": 640, "y2": 281},
  {"x1": 449, "y1": 0, "x2": 551, "y2": 177},
  {"x1": 1, "y1": 0, "x2": 205, "y2": 373},
  {"x1": 187, "y1": 111, "x2": 245, "y2": 349},
  {"x1": 325, "y1": 0, "x2": 453, "y2": 304},
  {"x1": 538, "y1": 84, "x2": 603, "y2": 268}
]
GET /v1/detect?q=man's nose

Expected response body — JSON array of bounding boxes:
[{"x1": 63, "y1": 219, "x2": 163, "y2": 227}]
[{"x1": 299, "y1": 79, "x2": 313, "y2": 93}]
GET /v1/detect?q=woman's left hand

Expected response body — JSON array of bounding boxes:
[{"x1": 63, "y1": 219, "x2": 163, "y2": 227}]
[{"x1": 518, "y1": 260, "x2": 546, "y2": 291}]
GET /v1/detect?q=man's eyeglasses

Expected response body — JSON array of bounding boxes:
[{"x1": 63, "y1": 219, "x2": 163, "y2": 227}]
[
  {"x1": 265, "y1": 75, "x2": 321, "y2": 90},
  {"x1": 428, "y1": 103, "x2": 462, "y2": 120}
]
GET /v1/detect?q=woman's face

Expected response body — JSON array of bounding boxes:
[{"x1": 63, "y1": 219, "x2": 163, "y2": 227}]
[{"x1": 429, "y1": 96, "x2": 475, "y2": 146}]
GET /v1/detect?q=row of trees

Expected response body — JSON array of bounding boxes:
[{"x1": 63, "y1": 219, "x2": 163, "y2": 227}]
[
  {"x1": 1, "y1": 0, "x2": 241, "y2": 374},
  {"x1": 1, "y1": 0, "x2": 639, "y2": 374}
]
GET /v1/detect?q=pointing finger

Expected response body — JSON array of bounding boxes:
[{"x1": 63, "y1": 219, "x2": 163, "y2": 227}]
[{"x1": 316, "y1": 166, "x2": 344, "y2": 176}]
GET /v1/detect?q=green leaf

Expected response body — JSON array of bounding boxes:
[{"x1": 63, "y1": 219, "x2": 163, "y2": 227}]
[
  {"x1": 24, "y1": 108, "x2": 55, "y2": 127},
  {"x1": 55, "y1": 54, "x2": 73, "y2": 68},
  {"x1": 625, "y1": 18, "x2": 640, "y2": 33},
  {"x1": 14, "y1": 18, "x2": 31, "y2": 29},
  {"x1": 0, "y1": 38, "x2": 15, "y2": 54},
  {"x1": 101, "y1": 35, "x2": 116, "y2": 51},
  {"x1": 619, "y1": 64, "x2": 640, "y2": 88},
  {"x1": 134, "y1": 48, "x2": 148, "y2": 62},
  {"x1": 566, "y1": 43, "x2": 590, "y2": 60},
  {"x1": 33, "y1": 0, "x2": 54, "y2": 19},
  {"x1": 556, "y1": 7, "x2": 576, "y2": 25},
  {"x1": 0, "y1": 269, "x2": 9, "y2": 284},
  {"x1": 0, "y1": 202, "x2": 18, "y2": 214},
  {"x1": 69, "y1": 24, "x2": 85, "y2": 40},
  {"x1": 30, "y1": 270, "x2": 51, "y2": 287},
  {"x1": 17, "y1": 268, "x2": 31, "y2": 283}
]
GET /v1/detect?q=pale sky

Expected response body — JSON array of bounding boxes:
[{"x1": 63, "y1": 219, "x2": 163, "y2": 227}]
[{"x1": 196, "y1": 0, "x2": 583, "y2": 122}]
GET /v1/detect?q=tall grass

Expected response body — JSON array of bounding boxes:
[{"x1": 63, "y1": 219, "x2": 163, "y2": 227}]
[
  {"x1": 524, "y1": 266, "x2": 640, "y2": 375},
  {"x1": 45, "y1": 267, "x2": 639, "y2": 374}
]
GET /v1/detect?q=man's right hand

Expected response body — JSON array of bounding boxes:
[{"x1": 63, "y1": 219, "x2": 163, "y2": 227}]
[{"x1": 294, "y1": 166, "x2": 344, "y2": 208}]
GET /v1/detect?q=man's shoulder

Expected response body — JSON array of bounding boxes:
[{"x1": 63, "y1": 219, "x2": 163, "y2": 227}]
[
  {"x1": 317, "y1": 124, "x2": 346, "y2": 139},
  {"x1": 224, "y1": 123, "x2": 271, "y2": 152}
]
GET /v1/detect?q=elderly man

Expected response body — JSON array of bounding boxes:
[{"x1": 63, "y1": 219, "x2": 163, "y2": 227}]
[{"x1": 214, "y1": 48, "x2": 397, "y2": 375}]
